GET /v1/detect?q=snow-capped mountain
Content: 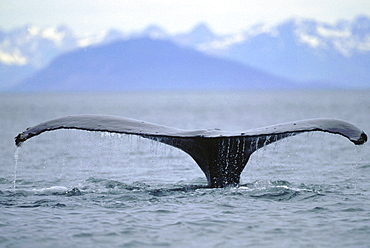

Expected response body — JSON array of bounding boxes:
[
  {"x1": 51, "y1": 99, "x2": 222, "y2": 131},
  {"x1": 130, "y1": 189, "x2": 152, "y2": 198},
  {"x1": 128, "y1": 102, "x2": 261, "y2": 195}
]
[
  {"x1": 198, "y1": 16, "x2": 370, "y2": 57},
  {"x1": 1, "y1": 16, "x2": 369, "y2": 91},
  {"x1": 0, "y1": 25, "x2": 130, "y2": 89},
  {"x1": 0, "y1": 25, "x2": 81, "y2": 70},
  {"x1": 196, "y1": 16, "x2": 370, "y2": 87},
  {"x1": 0, "y1": 25, "x2": 78, "y2": 88}
]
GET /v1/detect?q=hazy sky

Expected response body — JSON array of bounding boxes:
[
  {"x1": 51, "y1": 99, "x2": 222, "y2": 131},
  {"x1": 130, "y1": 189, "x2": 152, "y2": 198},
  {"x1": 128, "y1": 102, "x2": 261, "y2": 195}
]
[{"x1": 1, "y1": 0, "x2": 370, "y2": 35}]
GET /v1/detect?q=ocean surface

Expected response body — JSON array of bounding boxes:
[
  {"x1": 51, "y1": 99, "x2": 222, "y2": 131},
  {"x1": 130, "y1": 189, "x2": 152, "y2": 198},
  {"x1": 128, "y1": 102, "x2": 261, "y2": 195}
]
[{"x1": 1, "y1": 90, "x2": 369, "y2": 247}]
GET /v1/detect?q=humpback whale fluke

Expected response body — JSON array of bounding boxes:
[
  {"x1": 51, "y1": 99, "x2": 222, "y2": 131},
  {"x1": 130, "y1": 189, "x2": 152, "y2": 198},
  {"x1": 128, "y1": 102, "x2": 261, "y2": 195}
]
[{"x1": 15, "y1": 115, "x2": 367, "y2": 187}]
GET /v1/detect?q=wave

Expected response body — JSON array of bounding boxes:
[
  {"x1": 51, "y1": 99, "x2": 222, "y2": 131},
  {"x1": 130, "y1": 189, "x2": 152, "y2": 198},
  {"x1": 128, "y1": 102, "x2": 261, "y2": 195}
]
[{"x1": 0, "y1": 177, "x2": 340, "y2": 210}]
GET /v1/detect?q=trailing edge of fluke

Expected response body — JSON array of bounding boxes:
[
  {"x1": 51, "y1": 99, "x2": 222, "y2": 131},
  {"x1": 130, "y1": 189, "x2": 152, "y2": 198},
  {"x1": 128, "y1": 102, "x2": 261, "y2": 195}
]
[{"x1": 15, "y1": 115, "x2": 367, "y2": 187}]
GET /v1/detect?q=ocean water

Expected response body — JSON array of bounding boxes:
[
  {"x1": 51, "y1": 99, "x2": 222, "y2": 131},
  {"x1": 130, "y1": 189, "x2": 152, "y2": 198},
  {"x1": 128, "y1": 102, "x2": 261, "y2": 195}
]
[{"x1": 0, "y1": 90, "x2": 369, "y2": 248}]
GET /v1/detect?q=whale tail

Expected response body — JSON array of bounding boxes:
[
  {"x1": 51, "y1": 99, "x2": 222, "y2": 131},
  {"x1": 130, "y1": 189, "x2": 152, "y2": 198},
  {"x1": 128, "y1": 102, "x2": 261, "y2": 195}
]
[{"x1": 15, "y1": 115, "x2": 367, "y2": 187}]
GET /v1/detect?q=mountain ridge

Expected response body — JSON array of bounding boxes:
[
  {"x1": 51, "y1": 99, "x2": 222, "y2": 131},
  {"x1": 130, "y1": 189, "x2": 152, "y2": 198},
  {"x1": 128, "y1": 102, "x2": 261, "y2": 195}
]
[
  {"x1": 1, "y1": 16, "x2": 369, "y2": 91},
  {"x1": 15, "y1": 38, "x2": 295, "y2": 92},
  {"x1": 199, "y1": 17, "x2": 370, "y2": 87}
]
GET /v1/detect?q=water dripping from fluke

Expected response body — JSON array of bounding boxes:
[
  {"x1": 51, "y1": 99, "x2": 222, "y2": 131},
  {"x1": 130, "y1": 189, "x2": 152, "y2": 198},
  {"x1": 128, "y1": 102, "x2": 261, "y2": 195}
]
[{"x1": 13, "y1": 147, "x2": 21, "y2": 190}]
